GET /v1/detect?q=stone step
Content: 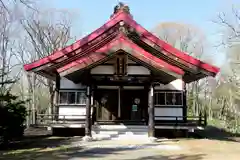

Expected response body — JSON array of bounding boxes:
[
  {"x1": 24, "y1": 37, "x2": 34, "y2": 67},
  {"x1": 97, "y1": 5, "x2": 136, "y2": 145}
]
[
  {"x1": 92, "y1": 133, "x2": 149, "y2": 141},
  {"x1": 92, "y1": 129, "x2": 148, "y2": 133},
  {"x1": 91, "y1": 124, "x2": 149, "y2": 140},
  {"x1": 92, "y1": 125, "x2": 148, "y2": 130},
  {"x1": 111, "y1": 134, "x2": 149, "y2": 140},
  {"x1": 92, "y1": 131, "x2": 148, "y2": 136}
]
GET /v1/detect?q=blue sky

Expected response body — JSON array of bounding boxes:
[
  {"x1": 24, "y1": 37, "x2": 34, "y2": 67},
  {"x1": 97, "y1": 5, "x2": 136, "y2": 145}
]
[{"x1": 42, "y1": 0, "x2": 238, "y2": 66}]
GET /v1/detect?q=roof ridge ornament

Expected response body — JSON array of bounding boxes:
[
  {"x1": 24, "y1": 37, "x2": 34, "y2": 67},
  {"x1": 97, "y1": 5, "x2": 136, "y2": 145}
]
[{"x1": 111, "y1": 2, "x2": 131, "y2": 17}]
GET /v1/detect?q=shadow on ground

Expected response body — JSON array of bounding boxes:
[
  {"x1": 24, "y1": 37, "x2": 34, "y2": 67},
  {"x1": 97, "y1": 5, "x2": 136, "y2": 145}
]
[
  {"x1": 0, "y1": 126, "x2": 206, "y2": 159},
  {"x1": 0, "y1": 127, "x2": 82, "y2": 151},
  {"x1": 128, "y1": 154, "x2": 205, "y2": 160},
  {"x1": 194, "y1": 125, "x2": 240, "y2": 142},
  {"x1": 0, "y1": 143, "x2": 205, "y2": 160},
  {"x1": 1, "y1": 135, "x2": 80, "y2": 150},
  {"x1": 1, "y1": 126, "x2": 239, "y2": 159}
]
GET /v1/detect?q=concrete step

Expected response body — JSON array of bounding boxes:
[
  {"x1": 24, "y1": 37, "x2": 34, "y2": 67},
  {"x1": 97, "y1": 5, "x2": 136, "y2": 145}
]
[
  {"x1": 92, "y1": 125, "x2": 148, "y2": 131},
  {"x1": 111, "y1": 134, "x2": 149, "y2": 140},
  {"x1": 92, "y1": 131, "x2": 148, "y2": 136},
  {"x1": 92, "y1": 133, "x2": 148, "y2": 141},
  {"x1": 91, "y1": 124, "x2": 148, "y2": 140}
]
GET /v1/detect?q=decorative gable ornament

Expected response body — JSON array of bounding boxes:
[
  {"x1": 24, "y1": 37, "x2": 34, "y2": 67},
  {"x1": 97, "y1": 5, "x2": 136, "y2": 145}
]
[{"x1": 111, "y1": 2, "x2": 132, "y2": 18}]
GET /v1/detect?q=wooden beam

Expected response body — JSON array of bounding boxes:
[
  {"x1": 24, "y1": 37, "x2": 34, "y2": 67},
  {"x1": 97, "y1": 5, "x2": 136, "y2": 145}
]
[
  {"x1": 182, "y1": 81, "x2": 187, "y2": 123},
  {"x1": 148, "y1": 84, "x2": 155, "y2": 137},
  {"x1": 85, "y1": 86, "x2": 92, "y2": 137},
  {"x1": 54, "y1": 74, "x2": 60, "y2": 120}
]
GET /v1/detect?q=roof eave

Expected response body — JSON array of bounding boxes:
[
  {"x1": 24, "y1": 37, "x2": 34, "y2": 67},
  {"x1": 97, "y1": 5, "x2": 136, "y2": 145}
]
[{"x1": 57, "y1": 36, "x2": 184, "y2": 78}]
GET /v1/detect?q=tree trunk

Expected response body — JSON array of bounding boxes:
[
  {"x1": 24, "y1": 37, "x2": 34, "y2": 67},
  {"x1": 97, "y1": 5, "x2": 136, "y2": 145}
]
[{"x1": 26, "y1": 73, "x2": 33, "y2": 127}]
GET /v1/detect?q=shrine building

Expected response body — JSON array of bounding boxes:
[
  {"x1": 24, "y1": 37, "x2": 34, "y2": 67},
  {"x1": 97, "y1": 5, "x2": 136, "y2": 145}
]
[{"x1": 24, "y1": 3, "x2": 219, "y2": 140}]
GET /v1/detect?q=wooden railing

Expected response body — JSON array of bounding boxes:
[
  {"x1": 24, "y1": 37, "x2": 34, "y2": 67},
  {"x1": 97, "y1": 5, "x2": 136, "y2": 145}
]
[
  {"x1": 95, "y1": 119, "x2": 146, "y2": 125},
  {"x1": 35, "y1": 114, "x2": 206, "y2": 127},
  {"x1": 154, "y1": 115, "x2": 207, "y2": 127},
  {"x1": 36, "y1": 114, "x2": 86, "y2": 126}
]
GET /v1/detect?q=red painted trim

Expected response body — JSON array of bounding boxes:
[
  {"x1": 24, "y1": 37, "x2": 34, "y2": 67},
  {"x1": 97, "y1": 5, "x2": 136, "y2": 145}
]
[
  {"x1": 123, "y1": 15, "x2": 219, "y2": 74},
  {"x1": 57, "y1": 41, "x2": 118, "y2": 73},
  {"x1": 57, "y1": 35, "x2": 184, "y2": 76},
  {"x1": 23, "y1": 11, "x2": 127, "y2": 71},
  {"x1": 120, "y1": 36, "x2": 184, "y2": 75},
  {"x1": 24, "y1": 10, "x2": 219, "y2": 76}
]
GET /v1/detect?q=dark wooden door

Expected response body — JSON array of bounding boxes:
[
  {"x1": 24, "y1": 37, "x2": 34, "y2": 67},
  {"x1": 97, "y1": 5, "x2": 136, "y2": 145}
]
[
  {"x1": 94, "y1": 89, "x2": 118, "y2": 121},
  {"x1": 121, "y1": 89, "x2": 148, "y2": 121}
]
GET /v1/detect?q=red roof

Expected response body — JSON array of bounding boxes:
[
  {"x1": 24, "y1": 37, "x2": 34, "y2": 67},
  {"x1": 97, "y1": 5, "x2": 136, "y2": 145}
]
[
  {"x1": 23, "y1": 8, "x2": 220, "y2": 81},
  {"x1": 58, "y1": 34, "x2": 184, "y2": 77},
  {"x1": 23, "y1": 11, "x2": 128, "y2": 71}
]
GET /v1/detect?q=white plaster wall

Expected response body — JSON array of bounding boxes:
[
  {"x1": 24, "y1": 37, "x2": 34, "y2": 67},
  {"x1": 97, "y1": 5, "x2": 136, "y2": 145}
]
[
  {"x1": 127, "y1": 66, "x2": 150, "y2": 75},
  {"x1": 154, "y1": 79, "x2": 184, "y2": 90},
  {"x1": 60, "y1": 77, "x2": 86, "y2": 89},
  {"x1": 90, "y1": 65, "x2": 150, "y2": 75},
  {"x1": 58, "y1": 105, "x2": 88, "y2": 119},
  {"x1": 91, "y1": 65, "x2": 114, "y2": 74},
  {"x1": 154, "y1": 108, "x2": 183, "y2": 120}
]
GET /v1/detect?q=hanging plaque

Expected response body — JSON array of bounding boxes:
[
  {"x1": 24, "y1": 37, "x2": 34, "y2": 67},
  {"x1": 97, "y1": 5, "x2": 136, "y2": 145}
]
[{"x1": 132, "y1": 105, "x2": 138, "y2": 111}]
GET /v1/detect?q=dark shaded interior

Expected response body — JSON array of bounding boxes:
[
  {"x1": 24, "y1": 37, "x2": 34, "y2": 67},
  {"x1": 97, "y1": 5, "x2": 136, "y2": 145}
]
[{"x1": 93, "y1": 88, "x2": 149, "y2": 123}]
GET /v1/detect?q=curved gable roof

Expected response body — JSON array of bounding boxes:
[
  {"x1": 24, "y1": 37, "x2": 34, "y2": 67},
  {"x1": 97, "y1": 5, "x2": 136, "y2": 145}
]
[
  {"x1": 23, "y1": 5, "x2": 220, "y2": 82},
  {"x1": 58, "y1": 34, "x2": 184, "y2": 78}
]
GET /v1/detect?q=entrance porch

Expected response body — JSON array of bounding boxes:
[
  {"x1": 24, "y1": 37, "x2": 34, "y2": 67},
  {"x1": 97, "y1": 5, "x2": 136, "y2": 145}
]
[{"x1": 93, "y1": 85, "x2": 148, "y2": 125}]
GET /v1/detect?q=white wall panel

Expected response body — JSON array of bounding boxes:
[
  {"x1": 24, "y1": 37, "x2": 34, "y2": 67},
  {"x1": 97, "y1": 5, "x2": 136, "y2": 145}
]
[
  {"x1": 58, "y1": 105, "x2": 88, "y2": 119},
  {"x1": 91, "y1": 65, "x2": 114, "y2": 74},
  {"x1": 60, "y1": 77, "x2": 86, "y2": 89},
  {"x1": 90, "y1": 65, "x2": 150, "y2": 75},
  {"x1": 154, "y1": 79, "x2": 184, "y2": 90},
  {"x1": 154, "y1": 108, "x2": 183, "y2": 120},
  {"x1": 127, "y1": 66, "x2": 150, "y2": 75}
]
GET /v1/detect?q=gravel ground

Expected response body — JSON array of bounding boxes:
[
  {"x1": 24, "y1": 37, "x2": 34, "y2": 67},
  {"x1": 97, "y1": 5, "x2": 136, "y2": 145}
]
[{"x1": 1, "y1": 127, "x2": 240, "y2": 160}]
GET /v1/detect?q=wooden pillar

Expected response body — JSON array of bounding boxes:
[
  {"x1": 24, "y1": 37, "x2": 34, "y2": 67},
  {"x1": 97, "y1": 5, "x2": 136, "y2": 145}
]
[
  {"x1": 148, "y1": 84, "x2": 155, "y2": 137},
  {"x1": 32, "y1": 72, "x2": 36, "y2": 125},
  {"x1": 54, "y1": 74, "x2": 60, "y2": 121},
  {"x1": 85, "y1": 85, "x2": 92, "y2": 137},
  {"x1": 182, "y1": 81, "x2": 187, "y2": 122},
  {"x1": 118, "y1": 86, "x2": 122, "y2": 118}
]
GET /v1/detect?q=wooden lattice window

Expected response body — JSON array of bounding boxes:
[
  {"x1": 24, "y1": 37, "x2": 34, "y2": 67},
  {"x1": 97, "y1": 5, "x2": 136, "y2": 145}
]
[
  {"x1": 154, "y1": 91, "x2": 183, "y2": 106},
  {"x1": 59, "y1": 91, "x2": 86, "y2": 105}
]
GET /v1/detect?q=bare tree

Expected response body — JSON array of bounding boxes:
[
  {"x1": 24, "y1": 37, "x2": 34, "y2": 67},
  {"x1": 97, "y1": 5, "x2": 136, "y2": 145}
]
[
  {"x1": 0, "y1": 0, "x2": 35, "y2": 12},
  {"x1": 0, "y1": 0, "x2": 36, "y2": 126},
  {"x1": 214, "y1": 6, "x2": 240, "y2": 46},
  {"x1": 152, "y1": 22, "x2": 214, "y2": 116},
  {"x1": 0, "y1": 2, "x2": 20, "y2": 94},
  {"x1": 19, "y1": 9, "x2": 73, "y2": 122},
  {"x1": 205, "y1": 4, "x2": 240, "y2": 132}
]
